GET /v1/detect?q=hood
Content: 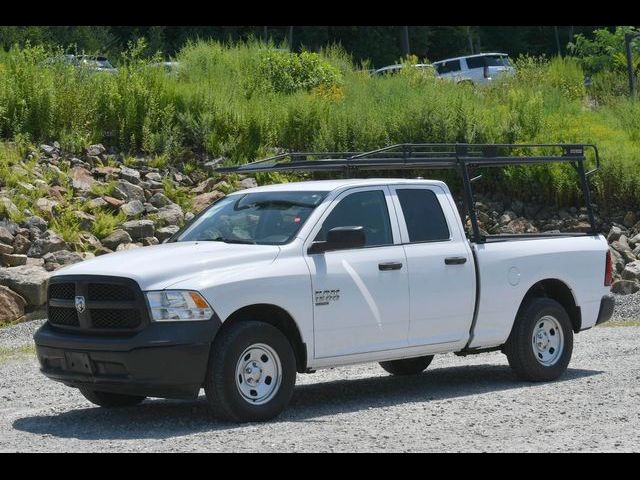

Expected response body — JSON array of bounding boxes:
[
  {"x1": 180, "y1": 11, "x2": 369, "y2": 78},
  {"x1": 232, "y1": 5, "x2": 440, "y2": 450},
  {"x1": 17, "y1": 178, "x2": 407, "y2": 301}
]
[{"x1": 54, "y1": 241, "x2": 281, "y2": 291}]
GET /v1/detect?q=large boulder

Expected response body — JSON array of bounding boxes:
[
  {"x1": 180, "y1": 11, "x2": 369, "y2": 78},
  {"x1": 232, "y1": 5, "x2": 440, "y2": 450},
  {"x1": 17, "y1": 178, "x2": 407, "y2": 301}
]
[
  {"x1": 0, "y1": 197, "x2": 19, "y2": 218},
  {"x1": 238, "y1": 177, "x2": 258, "y2": 190},
  {"x1": 119, "y1": 166, "x2": 141, "y2": 184},
  {"x1": 155, "y1": 205, "x2": 184, "y2": 227},
  {"x1": 24, "y1": 216, "x2": 48, "y2": 232},
  {"x1": 43, "y1": 250, "x2": 84, "y2": 271},
  {"x1": 622, "y1": 260, "x2": 640, "y2": 281},
  {"x1": 607, "y1": 226, "x2": 623, "y2": 243},
  {"x1": 193, "y1": 191, "x2": 224, "y2": 212},
  {"x1": 149, "y1": 192, "x2": 173, "y2": 208},
  {"x1": 156, "y1": 225, "x2": 180, "y2": 243},
  {"x1": 0, "y1": 225, "x2": 14, "y2": 245},
  {"x1": 27, "y1": 230, "x2": 68, "y2": 258},
  {"x1": 1, "y1": 253, "x2": 27, "y2": 267},
  {"x1": 122, "y1": 220, "x2": 155, "y2": 240},
  {"x1": 70, "y1": 166, "x2": 95, "y2": 192},
  {"x1": 86, "y1": 144, "x2": 106, "y2": 157},
  {"x1": 101, "y1": 229, "x2": 132, "y2": 250},
  {"x1": 121, "y1": 200, "x2": 145, "y2": 217},
  {"x1": 12, "y1": 233, "x2": 31, "y2": 255},
  {"x1": 0, "y1": 286, "x2": 27, "y2": 323},
  {"x1": 0, "y1": 265, "x2": 50, "y2": 306},
  {"x1": 113, "y1": 180, "x2": 145, "y2": 203},
  {"x1": 611, "y1": 279, "x2": 640, "y2": 295},
  {"x1": 0, "y1": 243, "x2": 14, "y2": 255}
]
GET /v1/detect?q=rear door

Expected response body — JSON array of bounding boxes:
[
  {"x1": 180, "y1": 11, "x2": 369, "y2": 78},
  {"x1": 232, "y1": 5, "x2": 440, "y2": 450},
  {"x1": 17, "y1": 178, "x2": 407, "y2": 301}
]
[{"x1": 389, "y1": 185, "x2": 476, "y2": 346}]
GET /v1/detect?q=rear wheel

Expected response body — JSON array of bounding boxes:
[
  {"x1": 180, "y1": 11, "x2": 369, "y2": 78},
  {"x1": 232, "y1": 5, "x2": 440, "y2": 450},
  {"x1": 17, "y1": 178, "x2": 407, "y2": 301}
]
[
  {"x1": 205, "y1": 321, "x2": 297, "y2": 422},
  {"x1": 78, "y1": 388, "x2": 146, "y2": 408},
  {"x1": 504, "y1": 297, "x2": 573, "y2": 382},
  {"x1": 379, "y1": 355, "x2": 434, "y2": 376}
]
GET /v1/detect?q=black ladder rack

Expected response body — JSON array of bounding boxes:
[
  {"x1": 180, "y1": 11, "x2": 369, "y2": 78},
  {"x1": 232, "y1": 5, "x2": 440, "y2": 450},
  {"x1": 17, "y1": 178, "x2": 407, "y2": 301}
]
[{"x1": 214, "y1": 143, "x2": 601, "y2": 243}]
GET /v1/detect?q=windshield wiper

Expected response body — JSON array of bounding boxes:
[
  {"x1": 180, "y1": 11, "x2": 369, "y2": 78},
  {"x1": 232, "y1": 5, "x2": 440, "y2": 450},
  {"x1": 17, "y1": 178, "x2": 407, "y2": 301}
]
[{"x1": 204, "y1": 236, "x2": 256, "y2": 245}]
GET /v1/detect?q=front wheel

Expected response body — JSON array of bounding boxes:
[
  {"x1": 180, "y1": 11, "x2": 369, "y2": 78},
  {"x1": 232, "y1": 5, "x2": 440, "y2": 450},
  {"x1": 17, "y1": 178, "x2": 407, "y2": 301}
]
[
  {"x1": 78, "y1": 388, "x2": 146, "y2": 408},
  {"x1": 504, "y1": 297, "x2": 573, "y2": 382},
  {"x1": 205, "y1": 321, "x2": 297, "y2": 422}
]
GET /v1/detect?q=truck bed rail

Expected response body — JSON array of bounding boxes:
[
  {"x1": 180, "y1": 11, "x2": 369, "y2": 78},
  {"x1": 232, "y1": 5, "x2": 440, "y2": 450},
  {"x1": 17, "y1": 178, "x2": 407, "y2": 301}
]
[{"x1": 213, "y1": 143, "x2": 601, "y2": 243}]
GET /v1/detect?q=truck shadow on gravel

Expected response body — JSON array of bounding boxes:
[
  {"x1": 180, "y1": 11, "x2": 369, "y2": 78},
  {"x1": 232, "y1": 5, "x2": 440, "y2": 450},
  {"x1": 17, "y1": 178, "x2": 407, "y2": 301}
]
[{"x1": 12, "y1": 363, "x2": 602, "y2": 440}]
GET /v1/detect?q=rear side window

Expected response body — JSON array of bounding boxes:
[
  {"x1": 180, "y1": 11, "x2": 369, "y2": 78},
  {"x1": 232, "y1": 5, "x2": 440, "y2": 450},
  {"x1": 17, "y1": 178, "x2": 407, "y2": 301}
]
[
  {"x1": 397, "y1": 189, "x2": 450, "y2": 242},
  {"x1": 316, "y1": 190, "x2": 393, "y2": 247},
  {"x1": 465, "y1": 57, "x2": 485, "y2": 69},
  {"x1": 435, "y1": 60, "x2": 461, "y2": 74}
]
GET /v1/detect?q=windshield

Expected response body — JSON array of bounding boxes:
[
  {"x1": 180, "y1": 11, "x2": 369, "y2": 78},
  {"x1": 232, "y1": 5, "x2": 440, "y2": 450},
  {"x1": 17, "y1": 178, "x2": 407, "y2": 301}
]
[{"x1": 176, "y1": 191, "x2": 327, "y2": 245}]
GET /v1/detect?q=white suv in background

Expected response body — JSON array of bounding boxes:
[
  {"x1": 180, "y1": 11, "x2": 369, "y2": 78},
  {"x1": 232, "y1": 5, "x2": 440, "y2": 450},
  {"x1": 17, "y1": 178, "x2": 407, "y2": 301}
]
[{"x1": 432, "y1": 53, "x2": 515, "y2": 85}]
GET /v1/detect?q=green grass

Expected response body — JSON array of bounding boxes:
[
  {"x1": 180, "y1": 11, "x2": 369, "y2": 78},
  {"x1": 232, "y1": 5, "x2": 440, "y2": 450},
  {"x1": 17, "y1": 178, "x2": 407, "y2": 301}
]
[
  {"x1": 91, "y1": 210, "x2": 127, "y2": 239},
  {"x1": 1, "y1": 40, "x2": 640, "y2": 210},
  {"x1": 597, "y1": 319, "x2": 640, "y2": 327},
  {"x1": 0, "y1": 344, "x2": 35, "y2": 365}
]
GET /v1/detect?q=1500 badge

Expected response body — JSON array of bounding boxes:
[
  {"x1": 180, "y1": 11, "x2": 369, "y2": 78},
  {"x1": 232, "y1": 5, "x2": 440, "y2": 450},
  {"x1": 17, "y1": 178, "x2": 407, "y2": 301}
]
[{"x1": 314, "y1": 289, "x2": 340, "y2": 306}]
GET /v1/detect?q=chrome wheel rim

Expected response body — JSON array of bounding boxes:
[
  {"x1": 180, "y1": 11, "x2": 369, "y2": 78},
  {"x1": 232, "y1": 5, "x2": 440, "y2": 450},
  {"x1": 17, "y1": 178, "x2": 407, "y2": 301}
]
[
  {"x1": 532, "y1": 315, "x2": 564, "y2": 366},
  {"x1": 235, "y1": 343, "x2": 282, "y2": 405}
]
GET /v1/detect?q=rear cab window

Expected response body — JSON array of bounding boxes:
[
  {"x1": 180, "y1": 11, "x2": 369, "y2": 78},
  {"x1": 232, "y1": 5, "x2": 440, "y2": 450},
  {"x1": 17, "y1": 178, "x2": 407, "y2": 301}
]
[{"x1": 395, "y1": 189, "x2": 450, "y2": 242}]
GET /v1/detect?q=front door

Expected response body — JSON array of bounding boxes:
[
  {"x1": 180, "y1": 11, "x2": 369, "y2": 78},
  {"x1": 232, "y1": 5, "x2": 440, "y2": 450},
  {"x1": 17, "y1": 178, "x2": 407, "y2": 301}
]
[{"x1": 305, "y1": 187, "x2": 410, "y2": 358}]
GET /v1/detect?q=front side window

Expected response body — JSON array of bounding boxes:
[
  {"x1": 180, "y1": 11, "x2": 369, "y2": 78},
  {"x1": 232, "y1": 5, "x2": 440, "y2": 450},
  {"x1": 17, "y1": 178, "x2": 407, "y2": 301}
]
[
  {"x1": 177, "y1": 191, "x2": 327, "y2": 245},
  {"x1": 435, "y1": 60, "x2": 461, "y2": 74},
  {"x1": 315, "y1": 190, "x2": 393, "y2": 247},
  {"x1": 396, "y1": 189, "x2": 450, "y2": 242}
]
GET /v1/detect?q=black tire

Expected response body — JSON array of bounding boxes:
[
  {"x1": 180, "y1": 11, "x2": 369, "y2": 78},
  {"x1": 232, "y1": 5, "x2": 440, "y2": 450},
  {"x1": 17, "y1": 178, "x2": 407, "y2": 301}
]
[
  {"x1": 504, "y1": 297, "x2": 573, "y2": 382},
  {"x1": 379, "y1": 355, "x2": 434, "y2": 376},
  {"x1": 204, "y1": 321, "x2": 297, "y2": 423},
  {"x1": 78, "y1": 388, "x2": 146, "y2": 408}
]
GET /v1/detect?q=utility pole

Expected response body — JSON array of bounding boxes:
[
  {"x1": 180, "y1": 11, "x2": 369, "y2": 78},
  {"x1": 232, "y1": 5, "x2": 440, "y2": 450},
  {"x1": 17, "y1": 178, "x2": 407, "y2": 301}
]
[
  {"x1": 466, "y1": 26, "x2": 474, "y2": 55},
  {"x1": 288, "y1": 26, "x2": 294, "y2": 50},
  {"x1": 263, "y1": 26, "x2": 268, "y2": 42},
  {"x1": 554, "y1": 26, "x2": 561, "y2": 56},
  {"x1": 401, "y1": 26, "x2": 410, "y2": 57},
  {"x1": 625, "y1": 32, "x2": 639, "y2": 98}
]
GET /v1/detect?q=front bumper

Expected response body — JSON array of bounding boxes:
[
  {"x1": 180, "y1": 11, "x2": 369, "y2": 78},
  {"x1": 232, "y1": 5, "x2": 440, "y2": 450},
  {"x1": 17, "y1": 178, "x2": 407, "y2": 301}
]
[
  {"x1": 595, "y1": 294, "x2": 615, "y2": 326},
  {"x1": 34, "y1": 317, "x2": 221, "y2": 399}
]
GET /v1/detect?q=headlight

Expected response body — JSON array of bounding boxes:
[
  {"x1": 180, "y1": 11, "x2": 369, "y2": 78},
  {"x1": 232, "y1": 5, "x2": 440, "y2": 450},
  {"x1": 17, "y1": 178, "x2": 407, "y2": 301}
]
[{"x1": 145, "y1": 290, "x2": 213, "y2": 322}]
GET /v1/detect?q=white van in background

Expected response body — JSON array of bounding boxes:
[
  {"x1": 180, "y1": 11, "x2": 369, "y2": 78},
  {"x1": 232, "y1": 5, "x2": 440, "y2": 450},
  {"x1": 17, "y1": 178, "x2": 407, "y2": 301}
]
[{"x1": 432, "y1": 53, "x2": 515, "y2": 85}]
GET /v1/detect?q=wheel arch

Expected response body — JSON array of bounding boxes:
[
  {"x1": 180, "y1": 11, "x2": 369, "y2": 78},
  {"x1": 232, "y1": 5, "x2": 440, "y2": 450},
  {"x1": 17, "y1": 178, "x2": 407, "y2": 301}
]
[
  {"x1": 516, "y1": 278, "x2": 582, "y2": 333},
  {"x1": 219, "y1": 304, "x2": 308, "y2": 373}
]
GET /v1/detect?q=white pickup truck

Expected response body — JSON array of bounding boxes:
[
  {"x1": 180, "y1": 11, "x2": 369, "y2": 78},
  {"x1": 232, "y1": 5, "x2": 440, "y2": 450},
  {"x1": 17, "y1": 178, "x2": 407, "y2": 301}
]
[{"x1": 34, "y1": 143, "x2": 615, "y2": 422}]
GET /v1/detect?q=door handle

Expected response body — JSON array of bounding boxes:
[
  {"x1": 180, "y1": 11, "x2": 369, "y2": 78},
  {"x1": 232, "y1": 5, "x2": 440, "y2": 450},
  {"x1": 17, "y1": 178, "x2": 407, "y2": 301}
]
[
  {"x1": 379, "y1": 262, "x2": 403, "y2": 271},
  {"x1": 444, "y1": 257, "x2": 467, "y2": 265}
]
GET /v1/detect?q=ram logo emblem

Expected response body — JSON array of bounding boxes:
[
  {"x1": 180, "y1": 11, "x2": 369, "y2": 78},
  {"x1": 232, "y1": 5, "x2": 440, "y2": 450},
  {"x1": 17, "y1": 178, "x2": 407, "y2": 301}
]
[{"x1": 75, "y1": 296, "x2": 86, "y2": 314}]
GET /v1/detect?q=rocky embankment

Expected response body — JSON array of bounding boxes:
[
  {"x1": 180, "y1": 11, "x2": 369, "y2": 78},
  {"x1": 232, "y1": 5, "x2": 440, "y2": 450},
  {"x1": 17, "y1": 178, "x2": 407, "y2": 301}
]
[
  {"x1": 0, "y1": 142, "x2": 639, "y2": 324},
  {"x1": 0, "y1": 142, "x2": 257, "y2": 324}
]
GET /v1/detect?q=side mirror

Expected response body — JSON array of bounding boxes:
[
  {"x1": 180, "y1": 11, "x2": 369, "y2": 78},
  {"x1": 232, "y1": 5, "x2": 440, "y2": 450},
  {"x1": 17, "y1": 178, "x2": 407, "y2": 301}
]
[{"x1": 308, "y1": 226, "x2": 366, "y2": 254}]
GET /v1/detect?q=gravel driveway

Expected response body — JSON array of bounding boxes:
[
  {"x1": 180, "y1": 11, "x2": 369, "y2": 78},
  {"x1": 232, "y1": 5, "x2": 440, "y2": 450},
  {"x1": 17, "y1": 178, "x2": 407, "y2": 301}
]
[{"x1": 1, "y1": 317, "x2": 639, "y2": 452}]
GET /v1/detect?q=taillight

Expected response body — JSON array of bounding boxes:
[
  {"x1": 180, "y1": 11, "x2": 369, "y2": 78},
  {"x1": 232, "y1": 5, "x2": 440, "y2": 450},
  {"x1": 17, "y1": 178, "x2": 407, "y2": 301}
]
[{"x1": 605, "y1": 250, "x2": 613, "y2": 287}]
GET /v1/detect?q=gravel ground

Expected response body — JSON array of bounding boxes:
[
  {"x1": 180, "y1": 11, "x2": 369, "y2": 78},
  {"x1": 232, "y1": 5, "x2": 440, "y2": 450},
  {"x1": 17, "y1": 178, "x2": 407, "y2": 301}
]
[
  {"x1": 611, "y1": 292, "x2": 640, "y2": 321},
  {"x1": 1, "y1": 319, "x2": 639, "y2": 452}
]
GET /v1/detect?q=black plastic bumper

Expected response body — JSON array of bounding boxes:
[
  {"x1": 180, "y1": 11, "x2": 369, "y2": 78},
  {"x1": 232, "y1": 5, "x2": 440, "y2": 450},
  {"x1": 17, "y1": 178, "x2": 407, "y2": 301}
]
[
  {"x1": 595, "y1": 294, "x2": 615, "y2": 326},
  {"x1": 34, "y1": 317, "x2": 221, "y2": 399}
]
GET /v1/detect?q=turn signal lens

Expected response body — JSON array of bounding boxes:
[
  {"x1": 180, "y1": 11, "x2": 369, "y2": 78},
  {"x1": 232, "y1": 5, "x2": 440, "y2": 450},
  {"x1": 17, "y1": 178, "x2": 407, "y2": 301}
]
[{"x1": 189, "y1": 291, "x2": 210, "y2": 309}]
